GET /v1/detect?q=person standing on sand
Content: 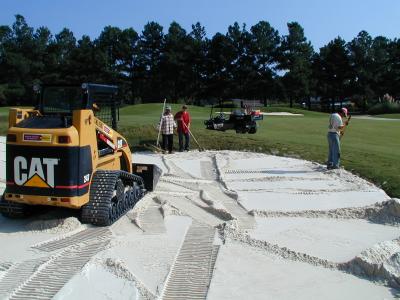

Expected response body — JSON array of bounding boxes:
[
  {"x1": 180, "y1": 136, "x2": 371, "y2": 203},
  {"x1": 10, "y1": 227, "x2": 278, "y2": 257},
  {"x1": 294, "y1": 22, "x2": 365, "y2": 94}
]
[
  {"x1": 327, "y1": 107, "x2": 349, "y2": 169},
  {"x1": 159, "y1": 106, "x2": 176, "y2": 154},
  {"x1": 174, "y1": 105, "x2": 191, "y2": 152}
]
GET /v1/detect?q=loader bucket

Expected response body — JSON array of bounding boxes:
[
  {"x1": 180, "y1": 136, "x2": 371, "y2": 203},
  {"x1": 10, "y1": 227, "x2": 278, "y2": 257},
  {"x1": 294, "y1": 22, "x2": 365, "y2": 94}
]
[{"x1": 132, "y1": 163, "x2": 162, "y2": 192}]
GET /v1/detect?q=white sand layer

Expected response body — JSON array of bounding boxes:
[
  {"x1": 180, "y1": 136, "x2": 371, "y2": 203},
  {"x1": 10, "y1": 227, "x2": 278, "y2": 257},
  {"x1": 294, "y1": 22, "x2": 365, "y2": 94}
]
[
  {"x1": 102, "y1": 215, "x2": 192, "y2": 295},
  {"x1": 53, "y1": 264, "x2": 138, "y2": 300},
  {"x1": 249, "y1": 217, "x2": 400, "y2": 262},
  {"x1": 0, "y1": 139, "x2": 398, "y2": 299},
  {"x1": 239, "y1": 190, "x2": 390, "y2": 212},
  {"x1": 207, "y1": 241, "x2": 398, "y2": 300}
]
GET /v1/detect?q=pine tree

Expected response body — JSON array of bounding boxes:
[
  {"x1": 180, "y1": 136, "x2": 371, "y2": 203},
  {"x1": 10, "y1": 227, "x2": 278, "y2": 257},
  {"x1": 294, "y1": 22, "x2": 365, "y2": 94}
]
[{"x1": 278, "y1": 22, "x2": 314, "y2": 107}]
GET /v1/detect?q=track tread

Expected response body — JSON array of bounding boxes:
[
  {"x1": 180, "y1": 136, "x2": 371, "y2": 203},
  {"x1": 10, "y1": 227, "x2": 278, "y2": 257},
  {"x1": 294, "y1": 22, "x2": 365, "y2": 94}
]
[
  {"x1": 162, "y1": 225, "x2": 218, "y2": 300},
  {"x1": 81, "y1": 170, "x2": 145, "y2": 226},
  {"x1": 8, "y1": 240, "x2": 109, "y2": 300},
  {"x1": 0, "y1": 195, "x2": 34, "y2": 219},
  {"x1": 32, "y1": 227, "x2": 111, "y2": 252}
]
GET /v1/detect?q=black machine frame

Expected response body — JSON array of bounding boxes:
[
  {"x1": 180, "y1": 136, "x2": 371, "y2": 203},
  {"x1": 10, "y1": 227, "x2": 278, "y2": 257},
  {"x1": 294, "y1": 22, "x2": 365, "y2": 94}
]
[{"x1": 35, "y1": 83, "x2": 120, "y2": 130}]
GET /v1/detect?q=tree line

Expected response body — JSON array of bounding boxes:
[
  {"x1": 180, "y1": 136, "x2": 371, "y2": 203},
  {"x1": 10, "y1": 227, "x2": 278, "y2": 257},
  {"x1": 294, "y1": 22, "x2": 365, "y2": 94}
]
[{"x1": 1, "y1": 15, "x2": 399, "y2": 111}]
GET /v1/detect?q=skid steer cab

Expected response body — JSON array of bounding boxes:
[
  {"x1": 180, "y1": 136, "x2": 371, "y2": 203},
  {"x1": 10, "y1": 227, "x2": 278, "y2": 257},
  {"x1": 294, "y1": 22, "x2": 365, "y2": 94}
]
[{"x1": 1, "y1": 83, "x2": 161, "y2": 226}]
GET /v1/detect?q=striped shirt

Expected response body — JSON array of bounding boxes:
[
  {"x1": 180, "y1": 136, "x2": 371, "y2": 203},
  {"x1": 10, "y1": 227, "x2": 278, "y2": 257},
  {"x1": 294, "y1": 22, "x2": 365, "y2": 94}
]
[{"x1": 160, "y1": 113, "x2": 176, "y2": 134}]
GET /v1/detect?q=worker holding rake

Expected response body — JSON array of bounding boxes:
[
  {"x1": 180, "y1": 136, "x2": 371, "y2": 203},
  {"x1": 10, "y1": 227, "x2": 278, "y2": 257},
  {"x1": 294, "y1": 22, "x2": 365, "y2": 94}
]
[
  {"x1": 174, "y1": 105, "x2": 191, "y2": 152},
  {"x1": 327, "y1": 107, "x2": 350, "y2": 170},
  {"x1": 159, "y1": 106, "x2": 176, "y2": 154}
]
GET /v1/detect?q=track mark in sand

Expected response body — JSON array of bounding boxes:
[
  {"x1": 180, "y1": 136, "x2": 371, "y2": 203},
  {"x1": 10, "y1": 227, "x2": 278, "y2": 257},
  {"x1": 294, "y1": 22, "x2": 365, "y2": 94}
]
[
  {"x1": 200, "y1": 157, "x2": 255, "y2": 230},
  {"x1": 32, "y1": 227, "x2": 111, "y2": 252},
  {"x1": 209, "y1": 245, "x2": 220, "y2": 277},
  {"x1": 159, "y1": 177, "x2": 200, "y2": 191},
  {"x1": 10, "y1": 240, "x2": 109, "y2": 300},
  {"x1": 225, "y1": 169, "x2": 314, "y2": 175},
  {"x1": 153, "y1": 190, "x2": 196, "y2": 197},
  {"x1": 226, "y1": 176, "x2": 327, "y2": 183},
  {"x1": 0, "y1": 262, "x2": 12, "y2": 272},
  {"x1": 139, "y1": 200, "x2": 166, "y2": 234},
  {"x1": 0, "y1": 257, "x2": 48, "y2": 298},
  {"x1": 161, "y1": 176, "x2": 212, "y2": 184},
  {"x1": 162, "y1": 157, "x2": 197, "y2": 179},
  {"x1": 204, "y1": 185, "x2": 256, "y2": 230},
  {"x1": 205, "y1": 185, "x2": 255, "y2": 230},
  {"x1": 225, "y1": 169, "x2": 268, "y2": 175},
  {"x1": 200, "y1": 161, "x2": 218, "y2": 180},
  {"x1": 161, "y1": 196, "x2": 224, "y2": 227},
  {"x1": 162, "y1": 225, "x2": 219, "y2": 300}
]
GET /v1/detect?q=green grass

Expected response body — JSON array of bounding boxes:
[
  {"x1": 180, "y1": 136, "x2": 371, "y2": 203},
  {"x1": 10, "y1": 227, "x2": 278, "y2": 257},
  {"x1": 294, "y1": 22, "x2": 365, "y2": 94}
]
[
  {"x1": 119, "y1": 104, "x2": 400, "y2": 198},
  {"x1": 374, "y1": 114, "x2": 400, "y2": 119},
  {"x1": 0, "y1": 107, "x2": 11, "y2": 116},
  {"x1": 1, "y1": 104, "x2": 399, "y2": 198}
]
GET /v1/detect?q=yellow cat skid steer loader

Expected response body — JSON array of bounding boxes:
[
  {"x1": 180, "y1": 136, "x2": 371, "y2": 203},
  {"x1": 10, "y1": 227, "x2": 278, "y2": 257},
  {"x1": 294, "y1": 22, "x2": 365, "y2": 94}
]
[{"x1": 0, "y1": 83, "x2": 161, "y2": 226}]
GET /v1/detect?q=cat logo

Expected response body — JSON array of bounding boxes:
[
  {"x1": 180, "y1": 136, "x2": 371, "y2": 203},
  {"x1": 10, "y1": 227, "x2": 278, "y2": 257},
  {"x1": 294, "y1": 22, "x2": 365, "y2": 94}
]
[
  {"x1": 14, "y1": 156, "x2": 58, "y2": 188},
  {"x1": 83, "y1": 174, "x2": 90, "y2": 183}
]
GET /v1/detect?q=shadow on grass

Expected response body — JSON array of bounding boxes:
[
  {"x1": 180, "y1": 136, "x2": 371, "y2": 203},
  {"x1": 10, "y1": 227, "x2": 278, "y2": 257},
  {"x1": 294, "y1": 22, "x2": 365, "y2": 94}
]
[{"x1": 131, "y1": 139, "x2": 158, "y2": 152}]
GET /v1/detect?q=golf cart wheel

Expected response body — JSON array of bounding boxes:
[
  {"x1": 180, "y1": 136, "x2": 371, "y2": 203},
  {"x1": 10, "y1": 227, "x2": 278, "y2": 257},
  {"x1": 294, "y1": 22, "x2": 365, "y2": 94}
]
[{"x1": 249, "y1": 127, "x2": 257, "y2": 134}]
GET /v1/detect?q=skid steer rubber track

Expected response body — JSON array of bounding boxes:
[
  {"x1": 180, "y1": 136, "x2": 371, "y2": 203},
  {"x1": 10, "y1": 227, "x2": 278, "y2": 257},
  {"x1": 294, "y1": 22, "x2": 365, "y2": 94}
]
[
  {"x1": 0, "y1": 195, "x2": 34, "y2": 218},
  {"x1": 81, "y1": 170, "x2": 145, "y2": 226}
]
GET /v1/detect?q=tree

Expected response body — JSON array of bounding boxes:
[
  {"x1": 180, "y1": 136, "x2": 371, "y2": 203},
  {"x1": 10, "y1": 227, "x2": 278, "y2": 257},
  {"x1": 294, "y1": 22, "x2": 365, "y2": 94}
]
[
  {"x1": 137, "y1": 22, "x2": 164, "y2": 101},
  {"x1": 187, "y1": 22, "x2": 208, "y2": 101},
  {"x1": 47, "y1": 28, "x2": 77, "y2": 84},
  {"x1": 370, "y1": 36, "x2": 392, "y2": 97},
  {"x1": 67, "y1": 35, "x2": 100, "y2": 83},
  {"x1": 278, "y1": 22, "x2": 314, "y2": 108},
  {"x1": 316, "y1": 37, "x2": 352, "y2": 111},
  {"x1": 347, "y1": 31, "x2": 373, "y2": 112},
  {"x1": 97, "y1": 26, "x2": 123, "y2": 83},
  {"x1": 161, "y1": 21, "x2": 191, "y2": 100},
  {"x1": 2, "y1": 15, "x2": 35, "y2": 104},
  {"x1": 0, "y1": 15, "x2": 397, "y2": 108},
  {"x1": 118, "y1": 28, "x2": 140, "y2": 102},
  {"x1": 31, "y1": 26, "x2": 52, "y2": 85},
  {"x1": 250, "y1": 21, "x2": 280, "y2": 104},
  {"x1": 205, "y1": 32, "x2": 235, "y2": 99},
  {"x1": 226, "y1": 22, "x2": 254, "y2": 98}
]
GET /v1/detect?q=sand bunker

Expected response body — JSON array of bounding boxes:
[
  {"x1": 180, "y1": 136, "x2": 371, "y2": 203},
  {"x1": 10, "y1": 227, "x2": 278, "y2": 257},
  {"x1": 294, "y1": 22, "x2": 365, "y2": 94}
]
[{"x1": 0, "y1": 141, "x2": 399, "y2": 299}]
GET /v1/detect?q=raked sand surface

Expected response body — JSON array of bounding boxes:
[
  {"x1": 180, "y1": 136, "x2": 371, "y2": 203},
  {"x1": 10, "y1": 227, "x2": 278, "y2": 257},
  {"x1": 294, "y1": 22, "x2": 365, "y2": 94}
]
[{"x1": 0, "y1": 136, "x2": 399, "y2": 299}]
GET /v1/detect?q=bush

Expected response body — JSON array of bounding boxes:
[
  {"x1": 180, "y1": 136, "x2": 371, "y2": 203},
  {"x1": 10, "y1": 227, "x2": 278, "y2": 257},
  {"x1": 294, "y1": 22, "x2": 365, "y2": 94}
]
[{"x1": 367, "y1": 102, "x2": 400, "y2": 115}]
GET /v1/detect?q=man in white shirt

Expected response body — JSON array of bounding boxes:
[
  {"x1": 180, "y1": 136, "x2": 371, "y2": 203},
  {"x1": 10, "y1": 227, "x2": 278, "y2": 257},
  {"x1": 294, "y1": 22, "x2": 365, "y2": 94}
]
[
  {"x1": 159, "y1": 106, "x2": 177, "y2": 154},
  {"x1": 327, "y1": 107, "x2": 348, "y2": 169}
]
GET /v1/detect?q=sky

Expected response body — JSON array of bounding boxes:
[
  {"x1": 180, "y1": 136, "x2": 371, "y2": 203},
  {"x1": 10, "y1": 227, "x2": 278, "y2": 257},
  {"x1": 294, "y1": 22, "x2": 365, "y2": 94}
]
[{"x1": 1, "y1": 0, "x2": 399, "y2": 49}]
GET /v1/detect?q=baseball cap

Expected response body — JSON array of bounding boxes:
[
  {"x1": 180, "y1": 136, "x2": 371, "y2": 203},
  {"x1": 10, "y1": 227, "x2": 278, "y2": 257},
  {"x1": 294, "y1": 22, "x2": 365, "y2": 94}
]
[
  {"x1": 182, "y1": 105, "x2": 188, "y2": 109},
  {"x1": 165, "y1": 105, "x2": 171, "y2": 110},
  {"x1": 341, "y1": 107, "x2": 348, "y2": 117}
]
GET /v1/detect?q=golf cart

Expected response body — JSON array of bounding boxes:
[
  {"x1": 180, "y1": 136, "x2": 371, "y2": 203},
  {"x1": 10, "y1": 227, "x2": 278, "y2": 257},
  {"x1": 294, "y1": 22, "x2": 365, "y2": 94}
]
[{"x1": 204, "y1": 100, "x2": 263, "y2": 134}]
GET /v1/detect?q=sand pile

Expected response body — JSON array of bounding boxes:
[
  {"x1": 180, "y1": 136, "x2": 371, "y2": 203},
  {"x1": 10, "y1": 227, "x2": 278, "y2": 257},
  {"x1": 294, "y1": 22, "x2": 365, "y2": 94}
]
[
  {"x1": 348, "y1": 239, "x2": 400, "y2": 288},
  {"x1": 27, "y1": 217, "x2": 81, "y2": 233},
  {"x1": 251, "y1": 198, "x2": 400, "y2": 224}
]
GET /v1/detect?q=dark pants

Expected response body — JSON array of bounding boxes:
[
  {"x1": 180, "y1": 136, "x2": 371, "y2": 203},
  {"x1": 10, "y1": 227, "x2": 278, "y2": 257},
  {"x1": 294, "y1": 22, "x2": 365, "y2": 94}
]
[
  {"x1": 178, "y1": 131, "x2": 190, "y2": 151},
  {"x1": 162, "y1": 134, "x2": 173, "y2": 153}
]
